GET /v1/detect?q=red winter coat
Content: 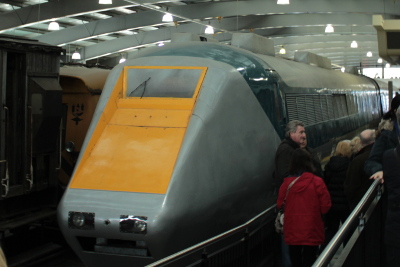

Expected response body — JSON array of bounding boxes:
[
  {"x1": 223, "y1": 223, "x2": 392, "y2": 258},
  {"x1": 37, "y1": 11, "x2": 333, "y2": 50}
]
[{"x1": 277, "y1": 172, "x2": 331, "y2": 246}]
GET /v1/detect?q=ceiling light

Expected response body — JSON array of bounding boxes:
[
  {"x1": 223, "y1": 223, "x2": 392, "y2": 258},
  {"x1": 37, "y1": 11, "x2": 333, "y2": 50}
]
[
  {"x1": 72, "y1": 50, "x2": 81, "y2": 60},
  {"x1": 341, "y1": 67, "x2": 345, "y2": 72},
  {"x1": 325, "y1": 24, "x2": 334, "y2": 33},
  {"x1": 277, "y1": 0, "x2": 289, "y2": 4},
  {"x1": 99, "y1": 0, "x2": 112, "y2": 4},
  {"x1": 377, "y1": 58, "x2": 383, "y2": 63},
  {"x1": 119, "y1": 57, "x2": 126, "y2": 63},
  {"x1": 386, "y1": 63, "x2": 391, "y2": 68},
  {"x1": 366, "y1": 51, "x2": 372, "y2": 57},
  {"x1": 279, "y1": 46, "x2": 286, "y2": 54},
  {"x1": 205, "y1": 26, "x2": 214, "y2": 34},
  {"x1": 48, "y1": 21, "x2": 59, "y2": 31},
  {"x1": 350, "y1": 41, "x2": 358, "y2": 48},
  {"x1": 158, "y1": 42, "x2": 164, "y2": 47},
  {"x1": 162, "y1": 13, "x2": 173, "y2": 22}
]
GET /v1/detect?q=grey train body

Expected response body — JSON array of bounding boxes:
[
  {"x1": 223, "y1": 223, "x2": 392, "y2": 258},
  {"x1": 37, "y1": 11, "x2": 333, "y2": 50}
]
[{"x1": 58, "y1": 41, "x2": 388, "y2": 266}]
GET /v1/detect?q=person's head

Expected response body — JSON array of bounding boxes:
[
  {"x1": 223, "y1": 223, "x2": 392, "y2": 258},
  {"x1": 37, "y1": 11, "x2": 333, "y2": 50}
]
[
  {"x1": 285, "y1": 120, "x2": 306, "y2": 148},
  {"x1": 359, "y1": 129, "x2": 376, "y2": 147},
  {"x1": 334, "y1": 140, "x2": 352, "y2": 158},
  {"x1": 383, "y1": 93, "x2": 400, "y2": 120},
  {"x1": 349, "y1": 136, "x2": 361, "y2": 154},
  {"x1": 289, "y1": 148, "x2": 315, "y2": 175}
]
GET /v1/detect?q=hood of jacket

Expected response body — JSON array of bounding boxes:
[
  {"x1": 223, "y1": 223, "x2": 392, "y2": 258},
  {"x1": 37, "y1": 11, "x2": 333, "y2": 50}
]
[{"x1": 286, "y1": 172, "x2": 315, "y2": 193}]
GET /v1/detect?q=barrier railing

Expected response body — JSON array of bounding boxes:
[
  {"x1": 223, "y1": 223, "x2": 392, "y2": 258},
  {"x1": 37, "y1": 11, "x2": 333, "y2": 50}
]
[
  {"x1": 313, "y1": 179, "x2": 384, "y2": 267},
  {"x1": 146, "y1": 179, "x2": 384, "y2": 267},
  {"x1": 145, "y1": 204, "x2": 277, "y2": 267}
]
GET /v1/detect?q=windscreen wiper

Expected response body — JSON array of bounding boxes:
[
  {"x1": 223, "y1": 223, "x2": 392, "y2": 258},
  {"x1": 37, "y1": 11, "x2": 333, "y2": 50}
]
[{"x1": 129, "y1": 77, "x2": 151, "y2": 97}]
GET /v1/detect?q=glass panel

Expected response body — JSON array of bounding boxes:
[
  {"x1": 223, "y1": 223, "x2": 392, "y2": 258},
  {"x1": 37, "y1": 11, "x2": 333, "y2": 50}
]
[{"x1": 127, "y1": 68, "x2": 202, "y2": 98}]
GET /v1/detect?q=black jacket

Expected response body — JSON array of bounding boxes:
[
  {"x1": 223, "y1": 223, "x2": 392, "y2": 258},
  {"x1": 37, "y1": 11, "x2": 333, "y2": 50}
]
[
  {"x1": 344, "y1": 143, "x2": 374, "y2": 210},
  {"x1": 274, "y1": 137, "x2": 323, "y2": 189},
  {"x1": 364, "y1": 120, "x2": 399, "y2": 176},
  {"x1": 383, "y1": 145, "x2": 400, "y2": 246},
  {"x1": 324, "y1": 155, "x2": 350, "y2": 212}
]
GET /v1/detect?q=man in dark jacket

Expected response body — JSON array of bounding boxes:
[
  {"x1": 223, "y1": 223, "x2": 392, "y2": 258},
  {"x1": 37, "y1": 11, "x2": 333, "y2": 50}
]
[
  {"x1": 344, "y1": 129, "x2": 376, "y2": 210},
  {"x1": 274, "y1": 120, "x2": 323, "y2": 267},
  {"x1": 274, "y1": 120, "x2": 323, "y2": 189},
  {"x1": 364, "y1": 94, "x2": 400, "y2": 181},
  {"x1": 382, "y1": 109, "x2": 400, "y2": 267}
]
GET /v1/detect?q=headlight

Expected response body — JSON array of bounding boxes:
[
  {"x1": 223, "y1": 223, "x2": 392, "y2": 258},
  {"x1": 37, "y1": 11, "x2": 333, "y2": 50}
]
[
  {"x1": 72, "y1": 213, "x2": 85, "y2": 227},
  {"x1": 68, "y1": 212, "x2": 95, "y2": 230},
  {"x1": 120, "y1": 215, "x2": 147, "y2": 234}
]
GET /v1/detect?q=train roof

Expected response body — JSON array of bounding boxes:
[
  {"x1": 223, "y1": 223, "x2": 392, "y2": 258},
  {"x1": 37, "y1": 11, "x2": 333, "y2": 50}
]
[
  {"x1": 0, "y1": 36, "x2": 63, "y2": 53},
  {"x1": 132, "y1": 41, "x2": 376, "y2": 93},
  {"x1": 60, "y1": 66, "x2": 111, "y2": 92}
]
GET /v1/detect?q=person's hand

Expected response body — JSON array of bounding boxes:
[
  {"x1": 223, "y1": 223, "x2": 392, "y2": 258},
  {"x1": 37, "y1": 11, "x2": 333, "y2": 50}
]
[{"x1": 370, "y1": 171, "x2": 384, "y2": 183}]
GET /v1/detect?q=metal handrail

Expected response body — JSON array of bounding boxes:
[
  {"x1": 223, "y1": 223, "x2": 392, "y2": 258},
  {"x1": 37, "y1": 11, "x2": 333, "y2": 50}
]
[
  {"x1": 145, "y1": 204, "x2": 277, "y2": 267},
  {"x1": 313, "y1": 179, "x2": 382, "y2": 267}
]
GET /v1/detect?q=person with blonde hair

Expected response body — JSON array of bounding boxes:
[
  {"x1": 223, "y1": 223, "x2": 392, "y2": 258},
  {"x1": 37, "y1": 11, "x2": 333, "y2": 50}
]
[
  {"x1": 322, "y1": 140, "x2": 352, "y2": 250},
  {"x1": 344, "y1": 129, "x2": 376, "y2": 210},
  {"x1": 349, "y1": 136, "x2": 361, "y2": 158}
]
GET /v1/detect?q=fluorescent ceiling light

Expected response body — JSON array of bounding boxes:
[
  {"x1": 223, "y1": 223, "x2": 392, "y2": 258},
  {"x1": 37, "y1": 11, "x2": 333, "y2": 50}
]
[
  {"x1": 162, "y1": 13, "x2": 173, "y2": 22},
  {"x1": 99, "y1": 0, "x2": 112, "y2": 4},
  {"x1": 158, "y1": 42, "x2": 164, "y2": 47},
  {"x1": 72, "y1": 51, "x2": 81, "y2": 60},
  {"x1": 325, "y1": 24, "x2": 334, "y2": 33},
  {"x1": 48, "y1": 21, "x2": 59, "y2": 31},
  {"x1": 205, "y1": 26, "x2": 214, "y2": 34},
  {"x1": 277, "y1": 0, "x2": 289, "y2": 4},
  {"x1": 350, "y1": 41, "x2": 358, "y2": 48}
]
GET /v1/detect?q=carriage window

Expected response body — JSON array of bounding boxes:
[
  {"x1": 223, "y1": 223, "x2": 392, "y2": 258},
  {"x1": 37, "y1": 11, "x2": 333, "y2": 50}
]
[{"x1": 126, "y1": 68, "x2": 203, "y2": 98}]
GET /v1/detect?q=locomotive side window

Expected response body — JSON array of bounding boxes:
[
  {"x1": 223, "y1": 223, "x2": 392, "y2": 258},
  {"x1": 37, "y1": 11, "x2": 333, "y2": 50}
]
[{"x1": 126, "y1": 68, "x2": 203, "y2": 98}]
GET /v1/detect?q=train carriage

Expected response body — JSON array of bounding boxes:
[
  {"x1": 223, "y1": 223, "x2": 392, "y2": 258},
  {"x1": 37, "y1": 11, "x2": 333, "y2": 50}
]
[
  {"x1": 58, "y1": 33, "x2": 394, "y2": 266},
  {"x1": 59, "y1": 65, "x2": 111, "y2": 186}
]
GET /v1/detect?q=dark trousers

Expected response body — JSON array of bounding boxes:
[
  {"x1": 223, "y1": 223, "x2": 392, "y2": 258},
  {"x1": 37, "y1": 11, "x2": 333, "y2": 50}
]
[{"x1": 288, "y1": 245, "x2": 318, "y2": 267}]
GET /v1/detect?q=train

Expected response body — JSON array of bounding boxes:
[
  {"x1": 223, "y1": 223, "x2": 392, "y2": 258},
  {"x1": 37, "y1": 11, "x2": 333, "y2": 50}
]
[
  {"x1": 59, "y1": 65, "x2": 111, "y2": 187},
  {"x1": 0, "y1": 37, "x2": 62, "y2": 221},
  {"x1": 57, "y1": 33, "x2": 395, "y2": 266},
  {"x1": 0, "y1": 36, "x2": 63, "y2": 258},
  {"x1": 0, "y1": 36, "x2": 113, "y2": 262}
]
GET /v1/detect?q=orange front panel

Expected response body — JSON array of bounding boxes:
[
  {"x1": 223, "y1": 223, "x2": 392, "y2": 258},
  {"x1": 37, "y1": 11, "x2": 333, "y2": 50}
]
[
  {"x1": 70, "y1": 125, "x2": 186, "y2": 194},
  {"x1": 109, "y1": 109, "x2": 191, "y2": 127},
  {"x1": 69, "y1": 66, "x2": 207, "y2": 194}
]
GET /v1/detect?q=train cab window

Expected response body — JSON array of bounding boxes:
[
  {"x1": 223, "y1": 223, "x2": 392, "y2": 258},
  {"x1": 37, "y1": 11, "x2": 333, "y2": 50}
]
[{"x1": 126, "y1": 68, "x2": 203, "y2": 98}]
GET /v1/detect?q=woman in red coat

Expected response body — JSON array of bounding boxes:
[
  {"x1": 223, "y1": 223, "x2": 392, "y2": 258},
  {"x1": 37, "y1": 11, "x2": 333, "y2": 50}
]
[{"x1": 277, "y1": 148, "x2": 331, "y2": 267}]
